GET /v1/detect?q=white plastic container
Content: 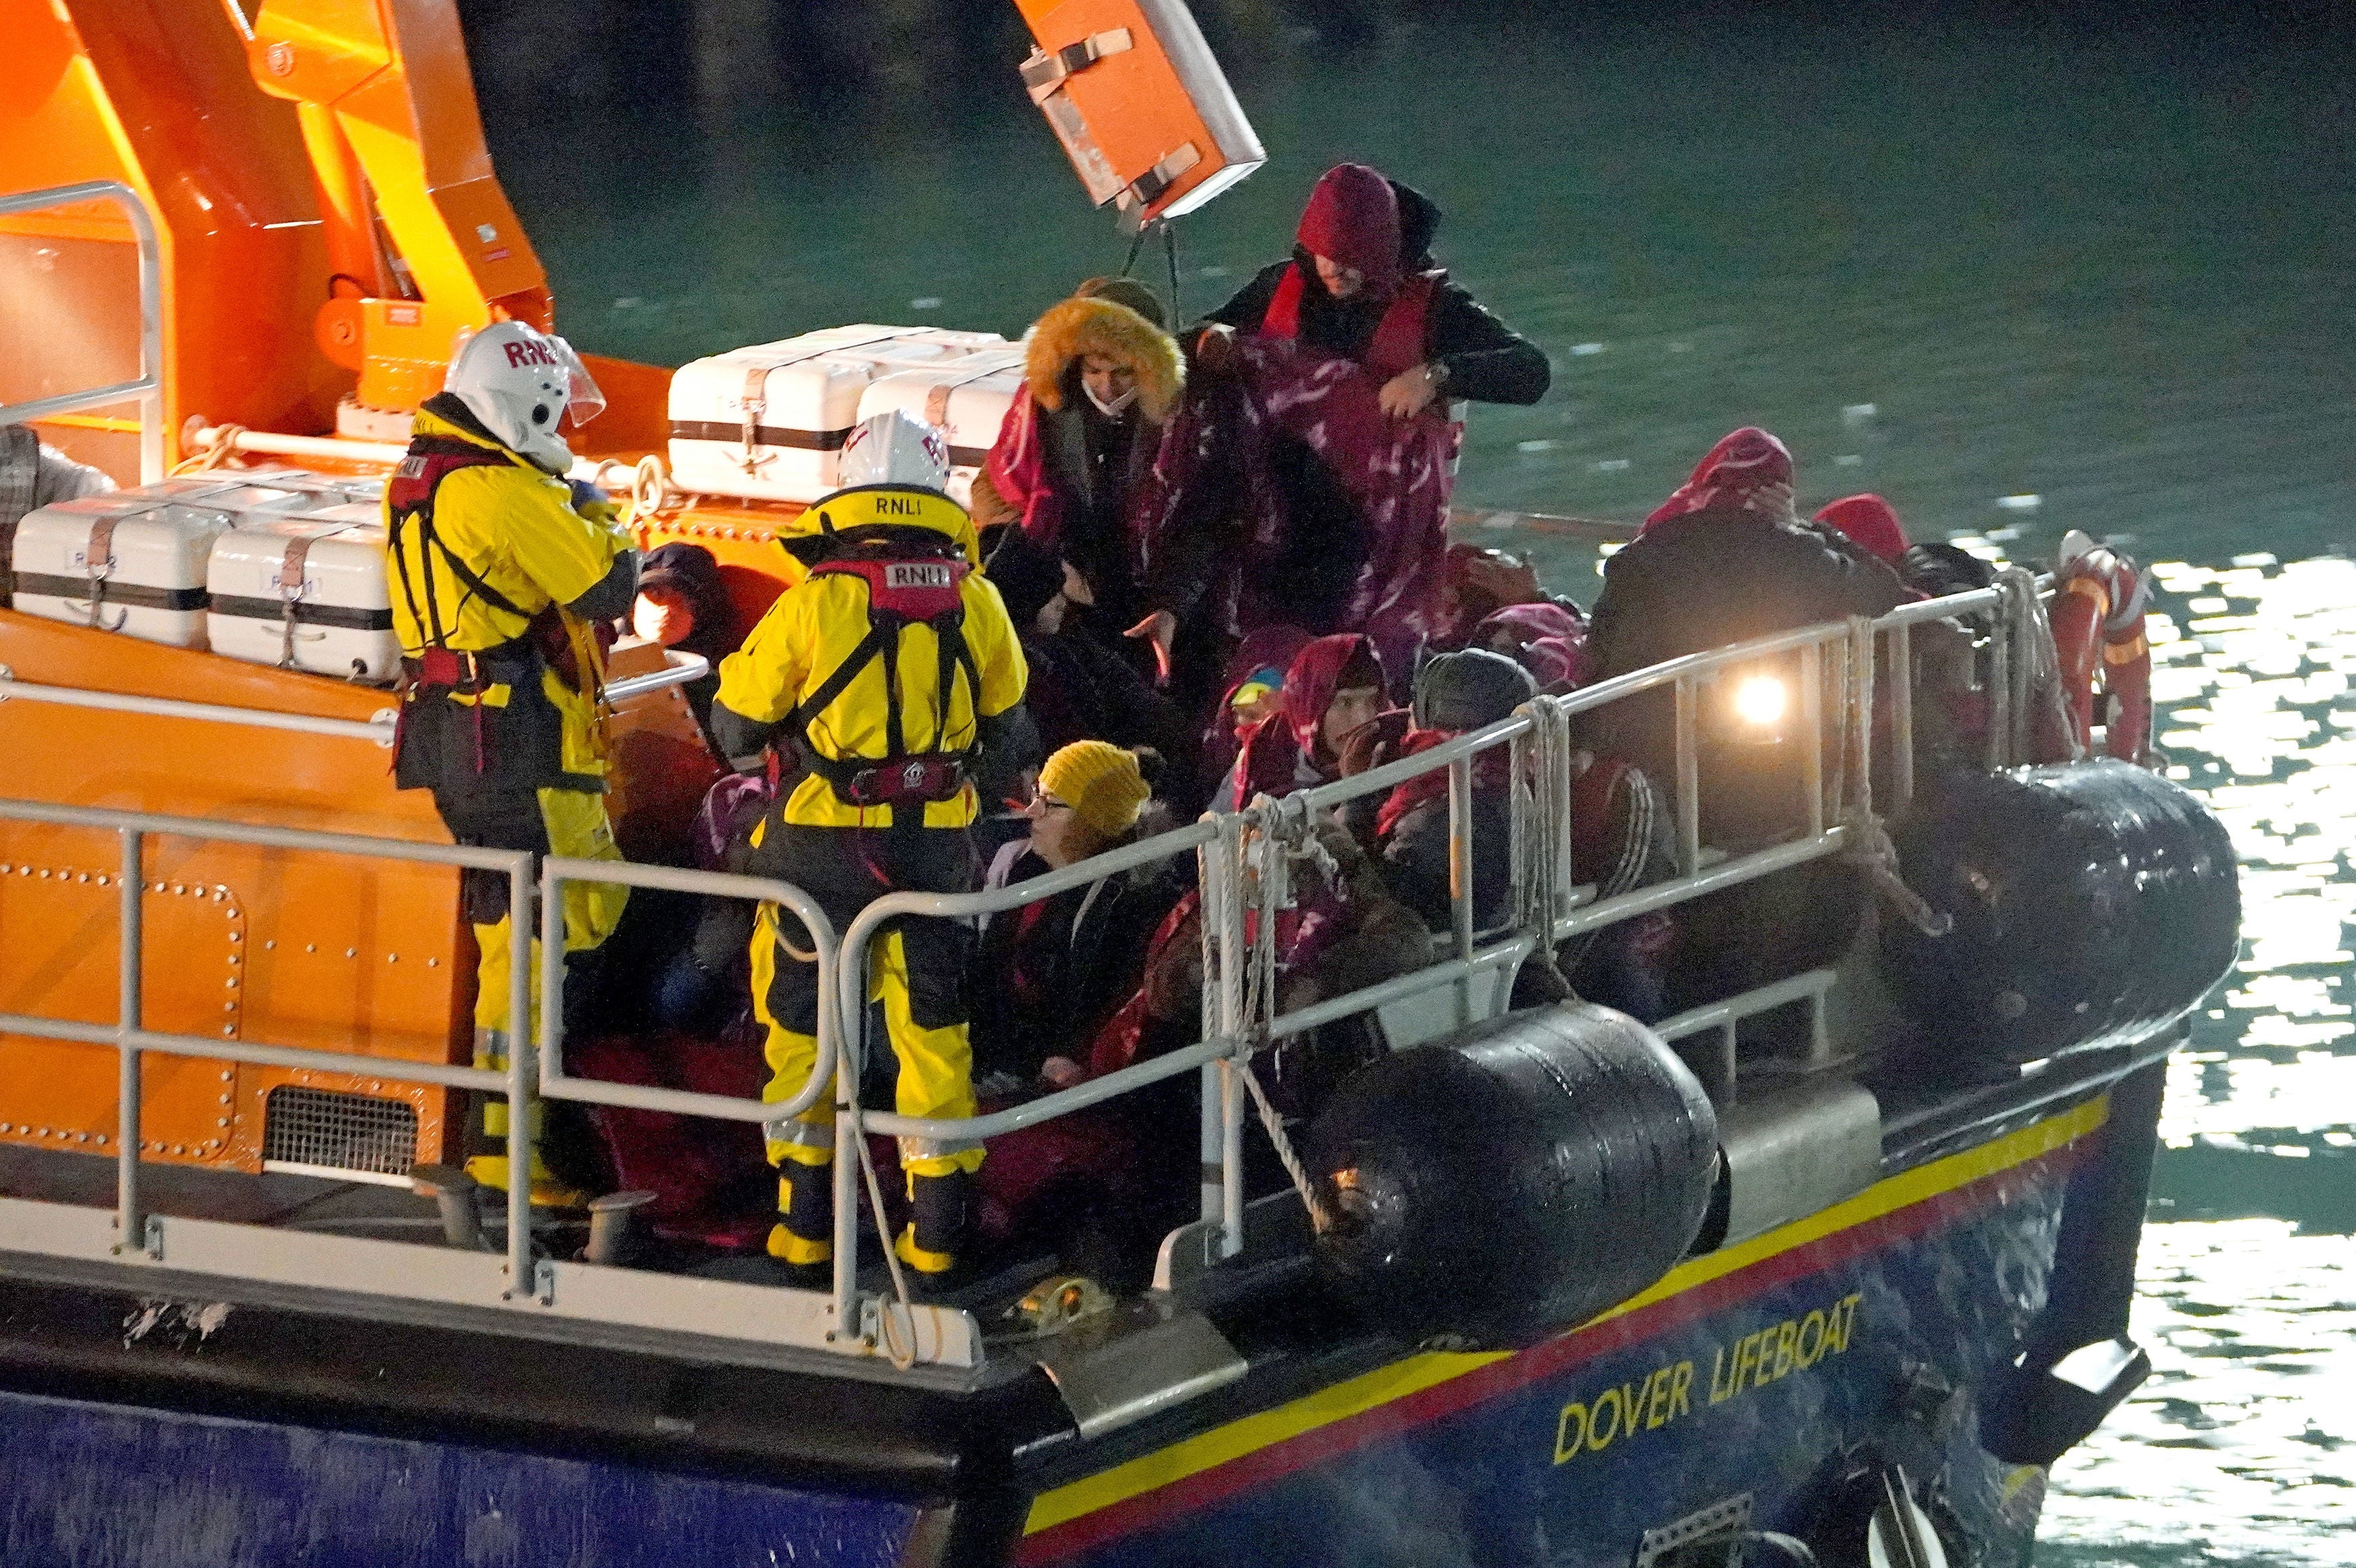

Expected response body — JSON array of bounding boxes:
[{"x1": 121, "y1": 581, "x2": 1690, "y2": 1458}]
[
  {"x1": 856, "y1": 349, "x2": 1027, "y2": 509},
  {"x1": 205, "y1": 505, "x2": 398, "y2": 681},
  {"x1": 668, "y1": 325, "x2": 1009, "y2": 502},
  {"x1": 9, "y1": 496, "x2": 237, "y2": 647}
]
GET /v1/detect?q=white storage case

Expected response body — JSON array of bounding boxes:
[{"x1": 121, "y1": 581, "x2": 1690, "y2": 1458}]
[
  {"x1": 669, "y1": 325, "x2": 1009, "y2": 503},
  {"x1": 205, "y1": 505, "x2": 399, "y2": 681},
  {"x1": 8, "y1": 495, "x2": 237, "y2": 647},
  {"x1": 855, "y1": 350, "x2": 1027, "y2": 509}
]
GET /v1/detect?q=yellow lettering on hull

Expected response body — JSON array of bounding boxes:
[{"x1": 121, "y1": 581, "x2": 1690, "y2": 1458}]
[{"x1": 1555, "y1": 1291, "x2": 1866, "y2": 1464}]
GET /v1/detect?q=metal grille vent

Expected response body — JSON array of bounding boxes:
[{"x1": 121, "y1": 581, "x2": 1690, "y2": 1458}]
[{"x1": 260, "y1": 1085, "x2": 418, "y2": 1182}]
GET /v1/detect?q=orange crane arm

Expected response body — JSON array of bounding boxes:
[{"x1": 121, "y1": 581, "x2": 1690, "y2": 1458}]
[{"x1": 238, "y1": 0, "x2": 553, "y2": 417}]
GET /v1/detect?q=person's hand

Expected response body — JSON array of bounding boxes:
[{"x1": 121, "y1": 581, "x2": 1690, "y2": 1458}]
[
  {"x1": 1124, "y1": 608, "x2": 1176, "y2": 685},
  {"x1": 1379, "y1": 363, "x2": 1443, "y2": 421},
  {"x1": 1195, "y1": 323, "x2": 1237, "y2": 372},
  {"x1": 1745, "y1": 481, "x2": 1797, "y2": 524},
  {"x1": 1040, "y1": 1056, "x2": 1086, "y2": 1090},
  {"x1": 1457, "y1": 548, "x2": 1543, "y2": 609}
]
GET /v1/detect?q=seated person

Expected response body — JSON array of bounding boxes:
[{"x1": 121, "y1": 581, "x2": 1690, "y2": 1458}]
[
  {"x1": 973, "y1": 278, "x2": 1189, "y2": 684},
  {"x1": 1432, "y1": 543, "x2": 1546, "y2": 649},
  {"x1": 980, "y1": 525, "x2": 1199, "y2": 810},
  {"x1": 1202, "y1": 624, "x2": 1315, "y2": 787},
  {"x1": 1369, "y1": 647, "x2": 1534, "y2": 930},
  {"x1": 1, "y1": 424, "x2": 111, "y2": 536},
  {"x1": 1587, "y1": 426, "x2": 1912, "y2": 823},
  {"x1": 1589, "y1": 428, "x2": 1912, "y2": 1015},
  {"x1": 1812, "y1": 494, "x2": 1910, "y2": 565},
  {"x1": 971, "y1": 743, "x2": 1180, "y2": 1092},
  {"x1": 1896, "y1": 538, "x2": 2080, "y2": 771},
  {"x1": 631, "y1": 541, "x2": 741, "y2": 744},
  {"x1": 1090, "y1": 816, "x2": 1429, "y2": 1120},
  {"x1": 1471, "y1": 600, "x2": 1589, "y2": 692},
  {"x1": 1218, "y1": 633, "x2": 1386, "y2": 808}
]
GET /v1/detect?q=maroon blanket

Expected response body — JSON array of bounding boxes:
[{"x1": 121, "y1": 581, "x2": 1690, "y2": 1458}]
[{"x1": 1142, "y1": 338, "x2": 1458, "y2": 676}]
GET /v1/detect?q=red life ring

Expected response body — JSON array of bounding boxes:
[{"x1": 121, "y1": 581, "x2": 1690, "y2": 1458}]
[{"x1": 2050, "y1": 536, "x2": 2152, "y2": 767}]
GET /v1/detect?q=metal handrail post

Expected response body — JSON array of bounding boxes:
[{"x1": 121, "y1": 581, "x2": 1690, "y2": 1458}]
[
  {"x1": 114, "y1": 829, "x2": 144, "y2": 1256},
  {"x1": 1219, "y1": 814, "x2": 1262, "y2": 1259},
  {"x1": 1889, "y1": 622, "x2": 1915, "y2": 815},
  {"x1": 505, "y1": 857, "x2": 534, "y2": 1299},
  {"x1": 1673, "y1": 674, "x2": 1701, "y2": 875},
  {"x1": 2005, "y1": 569, "x2": 2037, "y2": 765},
  {"x1": 133, "y1": 188, "x2": 164, "y2": 484},
  {"x1": 1197, "y1": 818, "x2": 1237, "y2": 1225},
  {"x1": 1506, "y1": 727, "x2": 1529, "y2": 940},
  {"x1": 832, "y1": 964, "x2": 863, "y2": 1339},
  {"x1": 1986, "y1": 598, "x2": 2011, "y2": 772},
  {"x1": 1447, "y1": 753, "x2": 1476, "y2": 1026},
  {"x1": 1848, "y1": 616, "x2": 1877, "y2": 823},
  {"x1": 1799, "y1": 642, "x2": 1825, "y2": 837}
]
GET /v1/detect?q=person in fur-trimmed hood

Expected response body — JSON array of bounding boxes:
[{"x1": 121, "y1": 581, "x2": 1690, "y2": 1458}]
[{"x1": 973, "y1": 278, "x2": 1185, "y2": 682}]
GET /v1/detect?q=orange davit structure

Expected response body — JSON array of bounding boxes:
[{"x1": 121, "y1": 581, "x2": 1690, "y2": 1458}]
[{"x1": 0, "y1": 0, "x2": 725, "y2": 1182}]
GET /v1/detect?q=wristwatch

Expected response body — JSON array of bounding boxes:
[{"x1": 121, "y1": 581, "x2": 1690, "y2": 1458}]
[{"x1": 1426, "y1": 359, "x2": 1452, "y2": 394}]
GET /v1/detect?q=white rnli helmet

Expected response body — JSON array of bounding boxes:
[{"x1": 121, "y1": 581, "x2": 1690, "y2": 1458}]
[
  {"x1": 835, "y1": 408, "x2": 950, "y2": 495},
  {"x1": 444, "y1": 322, "x2": 605, "y2": 472}
]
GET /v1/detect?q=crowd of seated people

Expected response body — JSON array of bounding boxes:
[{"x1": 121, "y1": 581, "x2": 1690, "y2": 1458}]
[{"x1": 576, "y1": 164, "x2": 2114, "y2": 1283}]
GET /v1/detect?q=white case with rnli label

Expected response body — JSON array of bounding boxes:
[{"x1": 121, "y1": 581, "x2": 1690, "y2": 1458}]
[
  {"x1": 8, "y1": 495, "x2": 237, "y2": 646},
  {"x1": 205, "y1": 505, "x2": 399, "y2": 681},
  {"x1": 855, "y1": 349, "x2": 1027, "y2": 509},
  {"x1": 668, "y1": 325, "x2": 1010, "y2": 502}
]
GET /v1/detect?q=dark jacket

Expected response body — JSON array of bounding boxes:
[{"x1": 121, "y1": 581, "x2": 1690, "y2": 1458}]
[
  {"x1": 971, "y1": 818, "x2": 1186, "y2": 1084},
  {"x1": 1377, "y1": 782, "x2": 1513, "y2": 933},
  {"x1": 1583, "y1": 505, "x2": 1912, "y2": 815},
  {"x1": 1206, "y1": 181, "x2": 1550, "y2": 407},
  {"x1": 980, "y1": 524, "x2": 1199, "y2": 801},
  {"x1": 972, "y1": 364, "x2": 1164, "y2": 632}
]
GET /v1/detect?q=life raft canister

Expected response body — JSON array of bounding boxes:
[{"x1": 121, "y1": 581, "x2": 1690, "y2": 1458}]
[{"x1": 2049, "y1": 530, "x2": 2152, "y2": 767}]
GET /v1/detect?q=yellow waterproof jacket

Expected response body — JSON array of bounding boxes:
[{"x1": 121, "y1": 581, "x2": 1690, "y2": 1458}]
[
  {"x1": 385, "y1": 399, "x2": 633, "y2": 787},
  {"x1": 384, "y1": 403, "x2": 629, "y2": 656},
  {"x1": 716, "y1": 486, "x2": 1027, "y2": 829}
]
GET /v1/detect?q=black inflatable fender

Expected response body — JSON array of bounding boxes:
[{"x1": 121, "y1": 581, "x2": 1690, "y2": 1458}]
[
  {"x1": 1882, "y1": 759, "x2": 2240, "y2": 1065},
  {"x1": 1305, "y1": 1001, "x2": 1719, "y2": 1342}
]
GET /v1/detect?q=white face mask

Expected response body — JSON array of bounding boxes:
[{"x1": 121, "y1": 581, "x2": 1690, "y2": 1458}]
[{"x1": 1084, "y1": 382, "x2": 1139, "y2": 418}]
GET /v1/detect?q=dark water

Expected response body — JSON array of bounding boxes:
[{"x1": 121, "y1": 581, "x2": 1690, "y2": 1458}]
[{"x1": 483, "y1": 8, "x2": 2355, "y2": 1559}]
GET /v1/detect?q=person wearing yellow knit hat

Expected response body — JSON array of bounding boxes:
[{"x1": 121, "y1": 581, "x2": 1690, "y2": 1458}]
[
  {"x1": 973, "y1": 742, "x2": 1181, "y2": 1092},
  {"x1": 1031, "y1": 740, "x2": 1154, "y2": 866}
]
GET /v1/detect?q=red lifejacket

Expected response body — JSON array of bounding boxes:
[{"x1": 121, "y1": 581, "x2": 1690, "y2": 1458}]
[
  {"x1": 2050, "y1": 546, "x2": 2153, "y2": 767},
  {"x1": 790, "y1": 533, "x2": 982, "y2": 808},
  {"x1": 1260, "y1": 263, "x2": 1443, "y2": 383}
]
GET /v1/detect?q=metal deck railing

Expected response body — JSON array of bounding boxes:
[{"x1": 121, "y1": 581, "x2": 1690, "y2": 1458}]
[
  {"x1": 0, "y1": 181, "x2": 166, "y2": 485},
  {"x1": 0, "y1": 512, "x2": 2052, "y2": 1371}
]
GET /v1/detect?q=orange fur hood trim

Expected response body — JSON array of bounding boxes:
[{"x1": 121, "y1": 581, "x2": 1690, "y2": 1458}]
[{"x1": 1025, "y1": 295, "x2": 1184, "y2": 423}]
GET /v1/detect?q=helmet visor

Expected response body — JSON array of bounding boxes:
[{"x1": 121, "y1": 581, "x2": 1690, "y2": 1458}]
[{"x1": 547, "y1": 335, "x2": 606, "y2": 432}]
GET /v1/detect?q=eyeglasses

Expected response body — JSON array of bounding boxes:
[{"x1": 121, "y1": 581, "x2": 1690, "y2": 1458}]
[{"x1": 1023, "y1": 791, "x2": 1074, "y2": 817}]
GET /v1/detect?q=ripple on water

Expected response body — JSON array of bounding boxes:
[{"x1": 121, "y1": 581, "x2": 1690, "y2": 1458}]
[{"x1": 2040, "y1": 557, "x2": 2356, "y2": 1565}]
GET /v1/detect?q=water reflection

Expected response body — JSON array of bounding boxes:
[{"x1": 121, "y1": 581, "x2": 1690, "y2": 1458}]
[
  {"x1": 2040, "y1": 1221, "x2": 2356, "y2": 1564},
  {"x1": 2030, "y1": 557, "x2": 2356, "y2": 1563}
]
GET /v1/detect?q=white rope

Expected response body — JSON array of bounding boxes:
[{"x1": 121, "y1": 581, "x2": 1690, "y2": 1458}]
[
  {"x1": 1235, "y1": 1055, "x2": 1333, "y2": 1232},
  {"x1": 854, "y1": 1129, "x2": 919, "y2": 1371},
  {"x1": 1844, "y1": 808, "x2": 1952, "y2": 937}
]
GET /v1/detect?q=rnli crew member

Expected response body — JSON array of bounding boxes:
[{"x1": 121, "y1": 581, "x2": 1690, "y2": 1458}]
[
  {"x1": 972, "y1": 279, "x2": 1187, "y2": 682},
  {"x1": 711, "y1": 411, "x2": 1035, "y2": 1285},
  {"x1": 384, "y1": 322, "x2": 637, "y2": 1209}
]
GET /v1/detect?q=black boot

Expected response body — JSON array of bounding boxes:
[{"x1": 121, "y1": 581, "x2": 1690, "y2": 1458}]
[
  {"x1": 895, "y1": 1168, "x2": 970, "y2": 1291},
  {"x1": 767, "y1": 1158, "x2": 834, "y2": 1285}
]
